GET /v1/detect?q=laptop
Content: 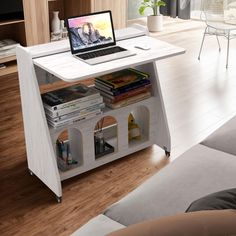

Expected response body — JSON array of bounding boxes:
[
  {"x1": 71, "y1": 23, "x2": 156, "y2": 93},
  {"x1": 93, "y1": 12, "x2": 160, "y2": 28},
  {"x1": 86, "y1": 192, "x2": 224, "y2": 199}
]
[{"x1": 66, "y1": 11, "x2": 136, "y2": 65}]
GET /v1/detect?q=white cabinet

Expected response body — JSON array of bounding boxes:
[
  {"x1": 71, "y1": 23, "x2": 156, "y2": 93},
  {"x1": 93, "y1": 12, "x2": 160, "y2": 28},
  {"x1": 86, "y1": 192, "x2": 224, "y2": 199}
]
[{"x1": 16, "y1": 27, "x2": 185, "y2": 201}]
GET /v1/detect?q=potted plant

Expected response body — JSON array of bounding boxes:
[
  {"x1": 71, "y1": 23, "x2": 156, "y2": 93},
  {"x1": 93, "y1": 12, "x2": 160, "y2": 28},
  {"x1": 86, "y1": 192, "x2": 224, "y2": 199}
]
[{"x1": 139, "y1": 0, "x2": 166, "y2": 32}]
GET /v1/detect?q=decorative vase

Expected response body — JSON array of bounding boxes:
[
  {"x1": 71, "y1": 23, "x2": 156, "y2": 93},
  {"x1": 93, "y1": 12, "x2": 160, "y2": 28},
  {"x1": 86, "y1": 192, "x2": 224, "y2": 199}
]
[
  {"x1": 51, "y1": 11, "x2": 60, "y2": 34},
  {"x1": 147, "y1": 15, "x2": 163, "y2": 32}
]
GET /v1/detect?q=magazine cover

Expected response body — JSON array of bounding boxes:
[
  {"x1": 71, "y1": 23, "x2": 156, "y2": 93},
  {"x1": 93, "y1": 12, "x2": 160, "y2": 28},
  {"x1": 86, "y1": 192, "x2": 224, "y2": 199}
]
[
  {"x1": 95, "y1": 78, "x2": 151, "y2": 96},
  {"x1": 95, "y1": 68, "x2": 149, "y2": 89},
  {"x1": 42, "y1": 84, "x2": 100, "y2": 110}
]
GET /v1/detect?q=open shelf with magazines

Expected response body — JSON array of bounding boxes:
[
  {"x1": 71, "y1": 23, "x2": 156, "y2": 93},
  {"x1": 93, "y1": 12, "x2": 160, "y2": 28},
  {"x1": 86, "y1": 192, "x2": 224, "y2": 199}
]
[
  {"x1": 0, "y1": 23, "x2": 25, "y2": 76},
  {"x1": 16, "y1": 28, "x2": 185, "y2": 201},
  {"x1": 94, "y1": 67, "x2": 152, "y2": 110},
  {"x1": 0, "y1": 0, "x2": 26, "y2": 77},
  {"x1": 0, "y1": 44, "x2": 23, "y2": 77}
]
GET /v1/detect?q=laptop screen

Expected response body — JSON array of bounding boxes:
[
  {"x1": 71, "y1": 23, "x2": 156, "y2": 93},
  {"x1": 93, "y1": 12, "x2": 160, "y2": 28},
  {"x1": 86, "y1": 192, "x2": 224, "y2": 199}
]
[{"x1": 67, "y1": 11, "x2": 116, "y2": 54}]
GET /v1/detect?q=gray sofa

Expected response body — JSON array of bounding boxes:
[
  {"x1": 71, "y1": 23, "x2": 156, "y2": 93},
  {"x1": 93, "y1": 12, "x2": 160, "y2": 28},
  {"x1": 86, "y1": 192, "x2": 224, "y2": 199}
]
[{"x1": 72, "y1": 116, "x2": 236, "y2": 236}]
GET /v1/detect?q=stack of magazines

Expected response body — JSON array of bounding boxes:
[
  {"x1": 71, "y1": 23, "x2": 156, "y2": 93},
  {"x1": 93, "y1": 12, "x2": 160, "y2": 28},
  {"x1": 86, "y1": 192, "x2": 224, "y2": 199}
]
[
  {"x1": 0, "y1": 39, "x2": 20, "y2": 59},
  {"x1": 42, "y1": 84, "x2": 104, "y2": 128},
  {"x1": 94, "y1": 68, "x2": 151, "y2": 109}
]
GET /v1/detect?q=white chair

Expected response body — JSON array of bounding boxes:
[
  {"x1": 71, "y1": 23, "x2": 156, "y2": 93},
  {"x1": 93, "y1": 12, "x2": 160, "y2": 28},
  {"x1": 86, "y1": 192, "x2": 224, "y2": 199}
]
[{"x1": 198, "y1": 0, "x2": 236, "y2": 68}]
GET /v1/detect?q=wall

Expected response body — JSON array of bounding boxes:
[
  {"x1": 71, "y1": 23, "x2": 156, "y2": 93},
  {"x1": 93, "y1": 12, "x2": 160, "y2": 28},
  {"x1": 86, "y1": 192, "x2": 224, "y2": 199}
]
[{"x1": 128, "y1": 0, "x2": 152, "y2": 20}]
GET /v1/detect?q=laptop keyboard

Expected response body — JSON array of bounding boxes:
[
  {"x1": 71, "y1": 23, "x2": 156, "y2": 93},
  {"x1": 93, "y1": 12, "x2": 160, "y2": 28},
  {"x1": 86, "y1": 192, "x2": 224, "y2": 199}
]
[{"x1": 76, "y1": 46, "x2": 127, "y2": 60}]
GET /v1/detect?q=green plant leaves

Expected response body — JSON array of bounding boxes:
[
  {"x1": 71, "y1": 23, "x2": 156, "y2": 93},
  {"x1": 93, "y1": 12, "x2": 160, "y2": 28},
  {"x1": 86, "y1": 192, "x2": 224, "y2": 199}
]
[
  {"x1": 139, "y1": 5, "x2": 147, "y2": 15},
  {"x1": 155, "y1": 1, "x2": 166, "y2": 7},
  {"x1": 138, "y1": 0, "x2": 166, "y2": 16}
]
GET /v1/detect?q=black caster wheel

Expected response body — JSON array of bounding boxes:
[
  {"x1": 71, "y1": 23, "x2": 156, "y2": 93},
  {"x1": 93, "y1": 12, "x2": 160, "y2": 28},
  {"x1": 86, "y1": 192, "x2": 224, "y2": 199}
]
[
  {"x1": 165, "y1": 151, "x2": 171, "y2": 157},
  {"x1": 56, "y1": 196, "x2": 62, "y2": 203},
  {"x1": 29, "y1": 169, "x2": 34, "y2": 176}
]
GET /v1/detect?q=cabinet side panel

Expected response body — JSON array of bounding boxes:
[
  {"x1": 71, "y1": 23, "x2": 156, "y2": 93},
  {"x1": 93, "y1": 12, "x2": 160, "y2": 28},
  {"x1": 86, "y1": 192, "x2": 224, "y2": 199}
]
[
  {"x1": 64, "y1": 0, "x2": 92, "y2": 18},
  {"x1": 23, "y1": 0, "x2": 50, "y2": 45},
  {"x1": 92, "y1": 0, "x2": 127, "y2": 29},
  {"x1": 135, "y1": 62, "x2": 171, "y2": 152},
  {"x1": 16, "y1": 46, "x2": 62, "y2": 197}
]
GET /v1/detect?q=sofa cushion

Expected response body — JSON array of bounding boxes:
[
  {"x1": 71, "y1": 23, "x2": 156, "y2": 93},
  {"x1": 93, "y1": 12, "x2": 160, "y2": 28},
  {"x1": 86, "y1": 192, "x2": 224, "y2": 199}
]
[
  {"x1": 107, "y1": 210, "x2": 236, "y2": 236},
  {"x1": 201, "y1": 116, "x2": 236, "y2": 155},
  {"x1": 104, "y1": 144, "x2": 236, "y2": 226},
  {"x1": 186, "y1": 188, "x2": 236, "y2": 212}
]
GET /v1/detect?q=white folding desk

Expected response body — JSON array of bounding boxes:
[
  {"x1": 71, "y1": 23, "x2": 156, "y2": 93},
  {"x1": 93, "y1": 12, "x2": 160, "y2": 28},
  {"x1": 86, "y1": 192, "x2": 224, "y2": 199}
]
[{"x1": 16, "y1": 26, "x2": 185, "y2": 202}]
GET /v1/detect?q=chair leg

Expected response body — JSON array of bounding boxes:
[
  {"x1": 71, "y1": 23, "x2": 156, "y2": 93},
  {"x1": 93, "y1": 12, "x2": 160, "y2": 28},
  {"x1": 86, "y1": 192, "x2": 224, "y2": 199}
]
[
  {"x1": 198, "y1": 27, "x2": 207, "y2": 60},
  {"x1": 226, "y1": 33, "x2": 230, "y2": 69},
  {"x1": 216, "y1": 35, "x2": 221, "y2": 52}
]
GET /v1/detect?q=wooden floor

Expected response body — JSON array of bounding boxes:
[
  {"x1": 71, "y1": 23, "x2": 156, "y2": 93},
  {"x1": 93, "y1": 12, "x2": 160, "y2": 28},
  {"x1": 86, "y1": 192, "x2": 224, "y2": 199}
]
[{"x1": 1, "y1": 18, "x2": 236, "y2": 235}]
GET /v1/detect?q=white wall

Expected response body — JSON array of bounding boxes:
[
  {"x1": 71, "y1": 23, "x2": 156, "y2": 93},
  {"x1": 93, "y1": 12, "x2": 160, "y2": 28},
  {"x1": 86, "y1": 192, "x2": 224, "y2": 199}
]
[
  {"x1": 128, "y1": 0, "x2": 152, "y2": 20},
  {"x1": 191, "y1": 0, "x2": 201, "y2": 11}
]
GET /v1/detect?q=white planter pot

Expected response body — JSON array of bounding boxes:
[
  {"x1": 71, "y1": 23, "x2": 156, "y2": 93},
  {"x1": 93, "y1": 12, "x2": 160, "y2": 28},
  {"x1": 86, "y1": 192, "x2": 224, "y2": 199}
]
[{"x1": 147, "y1": 15, "x2": 163, "y2": 32}]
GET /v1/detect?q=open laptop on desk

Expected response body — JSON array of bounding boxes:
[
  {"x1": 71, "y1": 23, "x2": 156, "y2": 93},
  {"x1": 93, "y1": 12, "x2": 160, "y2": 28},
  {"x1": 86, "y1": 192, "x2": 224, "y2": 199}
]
[{"x1": 66, "y1": 11, "x2": 136, "y2": 65}]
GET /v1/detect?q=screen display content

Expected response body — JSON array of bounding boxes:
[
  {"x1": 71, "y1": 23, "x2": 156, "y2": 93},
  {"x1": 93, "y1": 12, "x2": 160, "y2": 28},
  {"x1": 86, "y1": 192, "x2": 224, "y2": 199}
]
[{"x1": 67, "y1": 12, "x2": 114, "y2": 52}]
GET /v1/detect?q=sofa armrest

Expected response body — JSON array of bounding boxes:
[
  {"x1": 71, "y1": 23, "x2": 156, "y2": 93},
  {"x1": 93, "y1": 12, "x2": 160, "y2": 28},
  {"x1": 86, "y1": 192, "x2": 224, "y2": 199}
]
[{"x1": 107, "y1": 210, "x2": 236, "y2": 236}]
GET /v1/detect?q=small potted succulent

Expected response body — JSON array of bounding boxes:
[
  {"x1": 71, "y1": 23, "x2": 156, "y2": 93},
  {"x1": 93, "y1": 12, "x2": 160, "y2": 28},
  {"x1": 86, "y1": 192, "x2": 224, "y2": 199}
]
[{"x1": 139, "y1": 0, "x2": 166, "y2": 32}]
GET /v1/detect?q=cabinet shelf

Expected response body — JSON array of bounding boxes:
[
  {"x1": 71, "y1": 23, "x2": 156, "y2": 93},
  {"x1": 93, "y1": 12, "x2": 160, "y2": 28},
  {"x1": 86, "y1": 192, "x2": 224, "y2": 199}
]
[
  {"x1": 129, "y1": 138, "x2": 149, "y2": 149},
  {"x1": 0, "y1": 55, "x2": 16, "y2": 64},
  {"x1": 0, "y1": 19, "x2": 24, "y2": 26},
  {"x1": 0, "y1": 61, "x2": 17, "y2": 77}
]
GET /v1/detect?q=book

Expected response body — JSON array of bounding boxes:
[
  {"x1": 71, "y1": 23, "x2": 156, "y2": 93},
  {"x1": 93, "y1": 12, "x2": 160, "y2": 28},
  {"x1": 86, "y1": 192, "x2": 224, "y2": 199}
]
[
  {"x1": 105, "y1": 91, "x2": 151, "y2": 109},
  {"x1": 48, "y1": 108, "x2": 102, "y2": 124},
  {"x1": 44, "y1": 97, "x2": 104, "y2": 118},
  {"x1": 95, "y1": 68, "x2": 149, "y2": 89},
  {"x1": 48, "y1": 110, "x2": 102, "y2": 128},
  {"x1": 47, "y1": 105, "x2": 104, "y2": 122},
  {"x1": 42, "y1": 84, "x2": 101, "y2": 111},
  {"x1": 0, "y1": 47, "x2": 18, "y2": 57},
  {"x1": 0, "y1": 39, "x2": 19, "y2": 51},
  {"x1": 100, "y1": 84, "x2": 151, "y2": 103},
  {"x1": 95, "y1": 79, "x2": 151, "y2": 96}
]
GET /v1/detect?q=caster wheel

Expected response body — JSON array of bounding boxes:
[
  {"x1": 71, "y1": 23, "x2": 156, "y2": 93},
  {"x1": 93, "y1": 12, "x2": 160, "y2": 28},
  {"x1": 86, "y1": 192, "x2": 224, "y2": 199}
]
[
  {"x1": 29, "y1": 169, "x2": 34, "y2": 176},
  {"x1": 56, "y1": 196, "x2": 62, "y2": 203},
  {"x1": 165, "y1": 151, "x2": 171, "y2": 157}
]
